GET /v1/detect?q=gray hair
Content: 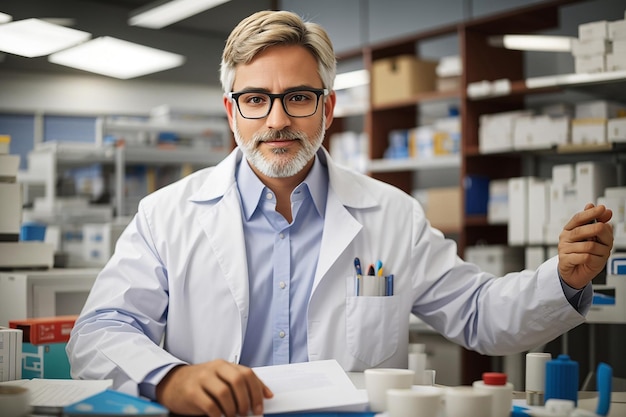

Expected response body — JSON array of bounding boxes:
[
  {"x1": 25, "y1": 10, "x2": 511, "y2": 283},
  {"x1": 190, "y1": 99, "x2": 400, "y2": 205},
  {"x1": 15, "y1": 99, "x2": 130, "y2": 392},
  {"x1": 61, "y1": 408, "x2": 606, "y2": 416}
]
[{"x1": 220, "y1": 10, "x2": 336, "y2": 93}]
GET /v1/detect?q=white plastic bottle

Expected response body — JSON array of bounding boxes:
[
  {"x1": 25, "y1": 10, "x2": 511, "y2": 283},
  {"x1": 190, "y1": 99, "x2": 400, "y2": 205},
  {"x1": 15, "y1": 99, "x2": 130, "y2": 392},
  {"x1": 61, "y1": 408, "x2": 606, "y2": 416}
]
[{"x1": 472, "y1": 372, "x2": 514, "y2": 417}]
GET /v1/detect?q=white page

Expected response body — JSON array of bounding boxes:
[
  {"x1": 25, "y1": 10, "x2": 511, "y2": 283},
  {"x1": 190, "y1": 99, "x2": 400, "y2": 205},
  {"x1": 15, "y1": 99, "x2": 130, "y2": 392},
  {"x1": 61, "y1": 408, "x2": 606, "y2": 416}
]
[{"x1": 253, "y1": 360, "x2": 368, "y2": 414}]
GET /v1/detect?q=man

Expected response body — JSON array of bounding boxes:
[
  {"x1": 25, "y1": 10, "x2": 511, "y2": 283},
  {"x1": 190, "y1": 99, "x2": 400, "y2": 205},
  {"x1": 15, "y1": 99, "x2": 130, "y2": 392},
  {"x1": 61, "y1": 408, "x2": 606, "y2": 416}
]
[{"x1": 67, "y1": 10, "x2": 614, "y2": 417}]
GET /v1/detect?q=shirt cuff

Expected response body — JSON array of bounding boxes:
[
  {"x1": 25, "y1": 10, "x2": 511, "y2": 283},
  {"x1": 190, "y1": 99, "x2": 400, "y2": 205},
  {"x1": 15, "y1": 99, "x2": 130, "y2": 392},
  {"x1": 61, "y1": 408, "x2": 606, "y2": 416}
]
[
  {"x1": 559, "y1": 273, "x2": 593, "y2": 315},
  {"x1": 138, "y1": 363, "x2": 182, "y2": 400}
]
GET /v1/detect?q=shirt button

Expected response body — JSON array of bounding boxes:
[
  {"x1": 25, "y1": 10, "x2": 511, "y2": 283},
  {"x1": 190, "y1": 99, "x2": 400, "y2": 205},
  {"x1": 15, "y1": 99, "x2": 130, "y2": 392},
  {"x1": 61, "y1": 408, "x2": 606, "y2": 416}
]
[
  {"x1": 279, "y1": 233, "x2": 285, "y2": 239},
  {"x1": 279, "y1": 281, "x2": 286, "y2": 289},
  {"x1": 266, "y1": 192, "x2": 273, "y2": 200},
  {"x1": 279, "y1": 330, "x2": 286, "y2": 338}
]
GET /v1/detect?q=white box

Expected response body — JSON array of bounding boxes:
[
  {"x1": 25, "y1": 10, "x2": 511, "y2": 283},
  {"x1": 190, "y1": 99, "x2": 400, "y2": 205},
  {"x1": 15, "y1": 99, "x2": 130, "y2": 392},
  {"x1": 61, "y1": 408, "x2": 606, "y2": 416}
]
[
  {"x1": 548, "y1": 116, "x2": 571, "y2": 146},
  {"x1": 513, "y1": 116, "x2": 535, "y2": 149},
  {"x1": 576, "y1": 161, "x2": 617, "y2": 209},
  {"x1": 576, "y1": 100, "x2": 625, "y2": 119},
  {"x1": 578, "y1": 20, "x2": 609, "y2": 41},
  {"x1": 606, "y1": 52, "x2": 626, "y2": 71},
  {"x1": 575, "y1": 55, "x2": 605, "y2": 73},
  {"x1": 0, "y1": 327, "x2": 21, "y2": 381},
  {"x1": 528, "y1": 179, "x2": 550, "y2": 245},
  {"x1": 508, "y1": 177, "x2": 529, "y2": 246},
  {"x1": 597, "y1": 196, "x2": 625, "y2": 223},
  {"x1": 479, "y1": 110, "x2": 532, "y2": 154},
  {"x1": 487, "y1": 179, "x2": 509, "y2": 225},
  {"x1": 544, "y1": 222, "x2": 563, "y2": 245},
  {"x1": 571, "y1": 118, "x2": 607, "y2": 144},
  {"x1": 465, "y1": 245, "x2": 525, "y2": 276},
  {"x1": 549, "y1": 182, "x2": 579, "y2": 227},
  {"x1": 0, "y1": 269, "x2": 99, "y2": 327},
  {"x1": 609, "y1": 19, "x2": 626, "y2": 40},
  {"x1": 0, "y1": 154, "x2": 19, "y2": 179},
  {"x1": 525, "y1": 246, "x2": 547, "y2": 271},
  {"x1": 613, "y1": 38, "x2": 626, "y2": 54},
  {"x1": 0, "y1": 242, "x2": 54, "y2": 270},
  {"x1": 608, "y1": 118, "x2": 626, "y2": 142},
  {"x1": 552, "y1": 164, "x2": 575, "y2": 186},
  {"x1": 0, "y1": 183, "x2": 22, "y2": 236},
  {"x1": 571, "y1": 38, "x2": 612, "y2": 57},
  {"x1": 82, "y1": 222, "x2": 126, "y2": 266},
  {"x1": 605, "y1": 187, "x2": 626, "y2": 199}
]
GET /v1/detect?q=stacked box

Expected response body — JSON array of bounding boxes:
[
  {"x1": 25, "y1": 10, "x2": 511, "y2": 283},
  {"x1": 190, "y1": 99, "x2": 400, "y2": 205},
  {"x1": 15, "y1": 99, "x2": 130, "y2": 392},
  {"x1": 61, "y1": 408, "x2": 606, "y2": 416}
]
[
  {"x1": 371, "y1": 56, "x2": 437, "y2": 106},
  {"x1": 573, "y1": 20, "x2": 611, "y2": 73},
  {"x1": 9, "y1": 315, "x2": 78, "y2": 379},
  {"x1": 0, "y1": 327, "x2": 22, "y2": 381}
]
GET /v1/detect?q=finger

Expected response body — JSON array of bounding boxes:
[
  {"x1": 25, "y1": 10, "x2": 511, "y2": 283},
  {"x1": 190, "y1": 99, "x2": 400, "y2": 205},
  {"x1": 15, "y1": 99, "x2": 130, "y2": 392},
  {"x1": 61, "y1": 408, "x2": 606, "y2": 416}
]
[
  {"x1": 597, "y1": 207, "x2": 613, "y2": 224},
  {"x1": 243, "y1": 369, "x2": 273, "y2": 415},
  {"x1": 563, "y1": 205, "x2": 606, "y2": 232},
  {"x1": 216, "y1": 364, "x2": 258, "y2": 417},
  {"x1": 202, "y1": 377, "x2": 238, "y2": 417}
]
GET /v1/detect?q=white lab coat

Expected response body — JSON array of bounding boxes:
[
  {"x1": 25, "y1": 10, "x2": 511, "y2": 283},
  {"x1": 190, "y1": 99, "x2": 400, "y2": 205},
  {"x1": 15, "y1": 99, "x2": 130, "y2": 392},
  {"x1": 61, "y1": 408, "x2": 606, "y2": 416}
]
[{"x1": 67, "y1": 147, "x2": 586, "y2": 395}]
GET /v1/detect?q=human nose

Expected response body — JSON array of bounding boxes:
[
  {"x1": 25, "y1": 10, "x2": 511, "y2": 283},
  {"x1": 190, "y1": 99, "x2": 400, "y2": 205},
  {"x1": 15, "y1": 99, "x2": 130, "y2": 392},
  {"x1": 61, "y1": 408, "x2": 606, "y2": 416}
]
[{"x1": 265, "y1": 96, "x2": 291, "y2": 130}]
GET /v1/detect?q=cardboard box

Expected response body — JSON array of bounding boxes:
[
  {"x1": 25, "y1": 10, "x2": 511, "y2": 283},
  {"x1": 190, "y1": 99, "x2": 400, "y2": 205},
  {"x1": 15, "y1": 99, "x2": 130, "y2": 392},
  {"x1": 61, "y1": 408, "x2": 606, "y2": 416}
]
[
  {"x1": 9, "y1": 315, "x2": 78, "y2": 345},
  {"x1": 21, "y1": 342, "x2": 70, "y2": 379},
  {"x1": 571, "y1": 118, "x2": 607, "y2": 144},
  {"x1": 464, "y1": 245, "x2": 524, "y2": 276},
  {"x1": 606, "y1": 53, "x2": 626, "y2": 72},
  {"x1": 576, "y1": 161, "x2": 617, "y2": 209},
  {"x1": 571, "y1": 38, "x2": 612, "y2": 57},
  {"x1": 525, "y1": 246, "x2": 547, "y2": 271},
  {"x1": 578, "y1": 20, "x2": 609, "y2": 41},
  {"x1": 508, "y1": 177, "x2": 529, "y2": 245},
  {"x1": 424, "y1": 187, "x2": 461, "y2": 232},
  {"x1": 371, "y1": 56, "x2": 437, "y2": 105},
  {"x1": 464, "y1": 175, "x2": 490, "y2": 215},
  {"x1": 528, "y1": 178, "x2": 550, "y2": 245},
  {"x1": 487, "y1": 179, "x2": 509, "y2": 225},
  {"x1": 0, "y1": 183, "x2": 21, "y2": 237},
  {"x1": 609, "y1": 19, "x2": 626, "y2": 40},
  {"x1": 0, "y1": 327, "x2": 22, "y2": 381},
  {"x1": 575, "y1": 55, "x2": 605, "y2": 74}
]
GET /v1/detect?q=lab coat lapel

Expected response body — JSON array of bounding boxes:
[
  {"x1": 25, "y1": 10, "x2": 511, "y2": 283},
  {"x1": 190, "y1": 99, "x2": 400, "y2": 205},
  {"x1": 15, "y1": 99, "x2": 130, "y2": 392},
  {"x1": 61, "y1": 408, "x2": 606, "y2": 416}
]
[
  {"x1": 191, "y1": 149, "x2": 250, "y2": 338},
  {"x1": 312, "y1": 149, "x2": 376, "y2": 292}
]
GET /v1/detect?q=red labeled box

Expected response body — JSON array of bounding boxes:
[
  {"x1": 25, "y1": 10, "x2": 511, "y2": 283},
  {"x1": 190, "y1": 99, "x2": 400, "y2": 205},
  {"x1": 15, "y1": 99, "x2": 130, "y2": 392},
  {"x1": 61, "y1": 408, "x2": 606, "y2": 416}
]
[{"x1": 9, "y1": 315, "x2": 78, "y2": 345}]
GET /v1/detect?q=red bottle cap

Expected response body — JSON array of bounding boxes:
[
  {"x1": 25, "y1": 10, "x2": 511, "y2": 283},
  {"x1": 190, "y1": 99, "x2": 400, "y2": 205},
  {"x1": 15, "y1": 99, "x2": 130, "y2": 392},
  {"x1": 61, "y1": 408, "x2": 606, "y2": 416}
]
[{"x1": 483, "y1": 372, "x2": 507, "y2": 385}]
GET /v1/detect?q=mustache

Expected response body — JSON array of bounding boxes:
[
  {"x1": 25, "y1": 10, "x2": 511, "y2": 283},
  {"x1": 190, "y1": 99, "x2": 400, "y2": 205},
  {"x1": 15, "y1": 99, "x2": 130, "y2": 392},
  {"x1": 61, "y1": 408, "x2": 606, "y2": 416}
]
[{"x1": 253, "y1": 129, "x2": 303, "y2": 143}]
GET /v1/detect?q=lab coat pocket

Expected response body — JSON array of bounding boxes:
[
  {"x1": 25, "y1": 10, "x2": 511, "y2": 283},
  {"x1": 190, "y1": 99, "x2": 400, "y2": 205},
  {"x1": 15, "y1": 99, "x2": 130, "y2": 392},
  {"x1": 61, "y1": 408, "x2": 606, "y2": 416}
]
[{"x1": 345, "y1": 294, "x2": 400, "y2": 366}]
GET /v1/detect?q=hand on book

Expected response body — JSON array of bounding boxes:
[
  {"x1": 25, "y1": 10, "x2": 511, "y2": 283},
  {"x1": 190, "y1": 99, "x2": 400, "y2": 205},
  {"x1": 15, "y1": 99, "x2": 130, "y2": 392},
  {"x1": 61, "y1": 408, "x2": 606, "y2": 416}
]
[{"x1": 156, "y1": 360, "x2": 273, "y2": 417}]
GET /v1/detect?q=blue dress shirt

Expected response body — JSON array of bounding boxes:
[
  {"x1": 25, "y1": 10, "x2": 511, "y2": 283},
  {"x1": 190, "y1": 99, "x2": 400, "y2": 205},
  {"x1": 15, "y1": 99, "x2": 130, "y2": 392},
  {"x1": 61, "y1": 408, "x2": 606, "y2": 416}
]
[{"x1": 237, "y1": 156, "x2": 327, "y2": 366}]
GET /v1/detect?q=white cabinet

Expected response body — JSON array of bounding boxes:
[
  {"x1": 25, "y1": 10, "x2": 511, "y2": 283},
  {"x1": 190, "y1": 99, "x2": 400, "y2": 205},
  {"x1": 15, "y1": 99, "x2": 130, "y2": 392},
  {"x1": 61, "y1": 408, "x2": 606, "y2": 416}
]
[{"x1": 0, "y1": 269, "x2": 100, "y2": 326}]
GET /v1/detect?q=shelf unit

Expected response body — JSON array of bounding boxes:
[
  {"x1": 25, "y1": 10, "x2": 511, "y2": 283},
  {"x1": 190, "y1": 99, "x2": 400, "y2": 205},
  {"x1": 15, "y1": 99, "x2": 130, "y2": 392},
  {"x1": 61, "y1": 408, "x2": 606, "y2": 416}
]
[
  {"x1": 18, "y1": 116, "x2": 230, "y2": 217},
  {"x1": 336, "y1": 0, "x2": 626, "y2": 384}
]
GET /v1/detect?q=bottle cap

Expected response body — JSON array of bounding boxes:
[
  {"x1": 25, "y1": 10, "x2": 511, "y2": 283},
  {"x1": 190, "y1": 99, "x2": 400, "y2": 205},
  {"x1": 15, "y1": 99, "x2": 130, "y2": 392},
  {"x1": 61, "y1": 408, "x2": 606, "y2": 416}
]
[{"x1": 483, "y1": 372, "x2": 507, "y2": 385}]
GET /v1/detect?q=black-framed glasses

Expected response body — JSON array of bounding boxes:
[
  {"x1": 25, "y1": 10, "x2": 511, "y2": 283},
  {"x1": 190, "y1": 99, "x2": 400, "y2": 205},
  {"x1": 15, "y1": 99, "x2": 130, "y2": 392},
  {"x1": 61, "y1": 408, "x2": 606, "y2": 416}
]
[{"x1": 228, "y1": 88, "x2": 328, "y2": 119}]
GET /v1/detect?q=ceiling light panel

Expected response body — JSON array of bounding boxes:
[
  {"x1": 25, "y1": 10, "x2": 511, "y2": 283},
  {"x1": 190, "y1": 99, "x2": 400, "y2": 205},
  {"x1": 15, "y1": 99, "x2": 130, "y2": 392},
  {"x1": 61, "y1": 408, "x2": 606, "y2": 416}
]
[
  {"x1": 129, "y1": 0, "x2": 231, "y2": 29},
  {"x1": 0, "y1": 12, "x2": 12, "y2": 24},
  {"x1": 0, "y1": 18, "x2": 91, "y2": 58},
  {"x1": 48, "y1": 36, "x2": 185, "y2": 79}
]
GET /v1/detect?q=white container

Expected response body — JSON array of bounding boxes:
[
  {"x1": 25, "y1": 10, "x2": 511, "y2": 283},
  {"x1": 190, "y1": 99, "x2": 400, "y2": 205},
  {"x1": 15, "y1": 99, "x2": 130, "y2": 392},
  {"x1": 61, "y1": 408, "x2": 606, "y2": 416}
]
[
  {"x1": 473, "y1": 373, "x2": 514, "y2": 417},
  {"x1": 526, "y1": 352, "x2": 552, "y2": 405}
]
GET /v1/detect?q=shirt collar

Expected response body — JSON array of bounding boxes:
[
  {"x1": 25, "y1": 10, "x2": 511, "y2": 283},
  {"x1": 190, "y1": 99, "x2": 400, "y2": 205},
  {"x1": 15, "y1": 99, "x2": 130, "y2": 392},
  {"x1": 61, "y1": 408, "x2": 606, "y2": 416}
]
[{"x1": 236, "y1": 155, "x2": 328, "y2": 221}]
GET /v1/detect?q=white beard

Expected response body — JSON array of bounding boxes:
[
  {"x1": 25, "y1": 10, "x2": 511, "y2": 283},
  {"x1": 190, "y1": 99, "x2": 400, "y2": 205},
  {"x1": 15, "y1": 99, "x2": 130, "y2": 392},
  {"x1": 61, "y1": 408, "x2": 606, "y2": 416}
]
[{"x1": 233, "y1": 114, "x2": 326, "y2": 178}]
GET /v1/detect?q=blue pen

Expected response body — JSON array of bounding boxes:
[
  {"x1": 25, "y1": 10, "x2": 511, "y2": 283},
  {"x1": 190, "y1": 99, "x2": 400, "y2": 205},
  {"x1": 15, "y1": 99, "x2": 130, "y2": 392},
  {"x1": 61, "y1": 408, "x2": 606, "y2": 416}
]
[
  {"x1": 385, "y1": 274, "x2": 394, "y2": 296},
  {"x1": 354, "y1": 257, "x2": 363, "y2": 296}
]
